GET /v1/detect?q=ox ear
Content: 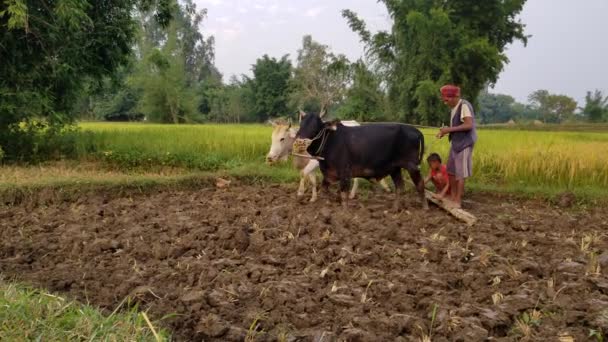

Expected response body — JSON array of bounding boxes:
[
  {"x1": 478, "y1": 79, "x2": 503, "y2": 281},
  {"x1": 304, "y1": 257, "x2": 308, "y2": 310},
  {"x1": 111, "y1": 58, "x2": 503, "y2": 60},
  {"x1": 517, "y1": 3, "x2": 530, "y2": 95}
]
[
  {"x1": 288, "y1": 128, "x2": 297, "y2": 139},
  {"x1": 268, "y1": 119, "x2": 277, "y2": 127},
  {"x1": 325, "y1": 119, "x2": 340, "y2": 131}
]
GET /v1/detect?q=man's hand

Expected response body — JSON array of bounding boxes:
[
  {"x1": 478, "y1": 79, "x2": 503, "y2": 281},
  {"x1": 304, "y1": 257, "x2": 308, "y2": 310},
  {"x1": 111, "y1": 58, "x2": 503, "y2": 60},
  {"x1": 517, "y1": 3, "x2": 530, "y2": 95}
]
[{"x1": 436, "y1": 127, "x2": 450, "y2": 139}]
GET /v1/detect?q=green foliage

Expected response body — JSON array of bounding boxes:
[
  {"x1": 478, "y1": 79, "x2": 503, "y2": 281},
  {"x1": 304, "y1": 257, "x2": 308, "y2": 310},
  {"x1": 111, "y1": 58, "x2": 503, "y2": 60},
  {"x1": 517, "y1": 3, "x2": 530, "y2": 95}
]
[
  {"x1": 342, "y1": 0, "x2": 528, "y2": 125},
  {"x1": 197, "y1": 77, "x2": 253, "y2": 123},
  {"x1": 94, "y1": 87, "x2": 145, "y2": 122},
  {"x1": 335, "y1": 61, "x2": 388, "y2": 121},
  {"x1": 291, "y1": 35, "x2": 351, "y2": 114},
  {"x1": 528, "y1": 90, "x2": 578, "y2": 123},
  {"x1": 247, "y1": 55, "x2": 293, "y2": 121},
  {"x1": 0, "y1": 122, "x2": 93, "y2": 163},
  {"x1": 0, "y1": 280, "x2": 169, "y2": 341},
  {"x1": 478, "y1": 90, "x2": 517, "y2": 124},
  {"x1": 0, "y1": 0, "x2": 171, "y2": 128},
  {"x1": 130, "y1": 1, "x2": 219, "y2": 124},
  {"x1": 0, "y1": 0, "x2": 173, "y2": 161},
  {"x1": 582, "y1": 90, "x2": 608, "y2": 123},
  {"x1": 132, "y1": 42, "x2": 200, "y2": 123}
]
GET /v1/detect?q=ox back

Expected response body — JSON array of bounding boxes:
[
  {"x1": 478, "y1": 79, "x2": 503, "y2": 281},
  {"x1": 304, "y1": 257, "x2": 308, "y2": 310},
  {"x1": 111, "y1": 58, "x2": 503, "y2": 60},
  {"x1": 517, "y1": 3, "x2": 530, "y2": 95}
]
[
  {"x1": 308, "y1": 122, "x2": 427, "y2": 209},
  {"x1": 316, "y1": 123, "x2": 424, "y2": 181}
]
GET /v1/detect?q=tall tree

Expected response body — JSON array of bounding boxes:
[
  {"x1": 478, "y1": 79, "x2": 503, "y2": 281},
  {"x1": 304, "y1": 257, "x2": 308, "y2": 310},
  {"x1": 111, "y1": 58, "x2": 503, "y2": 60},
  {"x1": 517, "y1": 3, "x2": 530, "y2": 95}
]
[
  {"x1": 336, "y1": 60, "x2": 387, "y2": 122},
  {"x1": 247, "y1": 55, "x2": 292, "y2": 122},
  {"x1": 131, "y1": 26, "x2": 199, "y2": 123},
  {"x1": 112, "y1": 0, "x2": 217, "y2": 123},
  {"x1": 528, "y1": 90, "x2": 577, "y2": 123},
  {"x1": 291, "y1": 35, "x2": 351, "y2": 114},
  {"x1": 477, "y1": 90, "x2": 517, "y2": 124},
  {"x1": 0, "y1": 0, "x2": 173, "y2": 129},
  {"x1": 581, "y1": 90, "x2": 608, "y2": 123},
  {"x1": 342, "y1": 0, "x2": 528, "y2": 125}
]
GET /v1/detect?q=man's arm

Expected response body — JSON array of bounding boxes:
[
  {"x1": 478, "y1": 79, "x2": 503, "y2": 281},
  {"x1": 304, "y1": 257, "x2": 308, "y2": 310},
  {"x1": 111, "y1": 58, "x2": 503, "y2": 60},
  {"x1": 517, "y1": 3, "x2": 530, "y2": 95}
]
[{"x1": 437, "y1": 117, "x2": 473, "y2": 138}]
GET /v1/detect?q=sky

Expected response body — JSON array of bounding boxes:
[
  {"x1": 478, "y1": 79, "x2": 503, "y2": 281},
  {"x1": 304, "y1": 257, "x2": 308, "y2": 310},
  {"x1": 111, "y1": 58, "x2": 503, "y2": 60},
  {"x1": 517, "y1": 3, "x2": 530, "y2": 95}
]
[{"x1": 195, "y1": 0, "x2": 608, "y2": 105}]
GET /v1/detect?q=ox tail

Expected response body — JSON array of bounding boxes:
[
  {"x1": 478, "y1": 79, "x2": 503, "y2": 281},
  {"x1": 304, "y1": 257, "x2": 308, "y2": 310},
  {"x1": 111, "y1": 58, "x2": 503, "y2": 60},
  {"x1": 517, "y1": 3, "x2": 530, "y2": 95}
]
[{"x1": 418, "y1": 130, "x2": 425, "y2": 165}]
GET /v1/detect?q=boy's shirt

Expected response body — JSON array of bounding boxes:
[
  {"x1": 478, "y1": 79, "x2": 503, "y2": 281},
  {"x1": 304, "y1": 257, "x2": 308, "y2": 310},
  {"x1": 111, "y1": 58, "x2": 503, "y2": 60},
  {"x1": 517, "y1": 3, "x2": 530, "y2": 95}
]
[{"x1": 431, "y1": 164, "x2": 450, "y2": 194}]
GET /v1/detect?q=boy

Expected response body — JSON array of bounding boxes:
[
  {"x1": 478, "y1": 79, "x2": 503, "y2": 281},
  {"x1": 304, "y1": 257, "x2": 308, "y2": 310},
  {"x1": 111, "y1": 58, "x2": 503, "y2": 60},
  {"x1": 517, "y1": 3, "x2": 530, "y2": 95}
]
[{"x1": 425, "y1": 153, "x2": 450, "y2": 199}]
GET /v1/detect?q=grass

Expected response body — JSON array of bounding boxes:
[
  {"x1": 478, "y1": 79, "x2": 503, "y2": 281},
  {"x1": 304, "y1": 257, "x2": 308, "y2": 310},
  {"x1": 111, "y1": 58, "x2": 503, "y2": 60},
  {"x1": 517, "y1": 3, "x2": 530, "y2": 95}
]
[
  {"x1": 1, "y1": 121, "x2": 607, "y2": 202},
  {"x1": 74, "y1": 122, "x2": 608, "y2": 196},
  {"x1": 0, "y1": 278, "x2": 170, "y2": 341}
]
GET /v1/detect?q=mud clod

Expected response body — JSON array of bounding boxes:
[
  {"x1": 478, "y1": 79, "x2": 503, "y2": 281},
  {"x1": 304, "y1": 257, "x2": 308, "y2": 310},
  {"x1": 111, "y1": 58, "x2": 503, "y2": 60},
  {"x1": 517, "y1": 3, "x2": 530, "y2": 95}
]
[{"x1": 0, "y1": 185, "x2": 606, "y2": 341}]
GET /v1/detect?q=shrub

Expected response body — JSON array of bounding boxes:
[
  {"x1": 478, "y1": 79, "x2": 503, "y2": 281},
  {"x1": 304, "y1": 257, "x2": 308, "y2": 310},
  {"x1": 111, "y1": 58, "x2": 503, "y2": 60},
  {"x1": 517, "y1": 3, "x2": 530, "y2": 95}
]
[{"x1": 0, "y1": 122, "x2": 91, "y2": 163}]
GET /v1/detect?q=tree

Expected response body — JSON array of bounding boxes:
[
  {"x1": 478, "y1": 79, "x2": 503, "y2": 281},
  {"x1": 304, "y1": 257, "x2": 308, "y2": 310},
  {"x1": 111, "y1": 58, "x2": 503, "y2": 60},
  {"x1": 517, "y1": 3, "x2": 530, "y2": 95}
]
[
  {"x1": 336, "y1": 61, "x2": 388, "y2": 122},
  {"x1": 247, "y1": 55, "x2": 292, "y2": 122},
  {"x1": 477, "y1": 90, "x2": 517, "y2": 124},
  {"x1": 581, "y1": 90, "x2": 608, "y2": 123},
  {"x1": 342, "y1": 0, "x2": 528, "y2": 125},
  {"x1": 528, "y1": 90, "x2": 577, "y2": 123},
  {"x1": 0, "y1": 0, "x2": 173, "y2": 129},
  {"x1": 119, "y1": 0, "x2": 217, "y2": 123},
  {"x1": 291, "y1": 35, "x2": 351, "y2": 114},
  {"x1": 132, "y1": 20, "x2": 199, "y2": 123}
]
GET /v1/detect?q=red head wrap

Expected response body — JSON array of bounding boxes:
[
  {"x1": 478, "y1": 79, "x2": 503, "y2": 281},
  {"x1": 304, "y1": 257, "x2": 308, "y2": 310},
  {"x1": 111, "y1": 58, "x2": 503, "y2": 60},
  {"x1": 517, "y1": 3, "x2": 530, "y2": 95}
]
[{"x1": 440, "y1": 85, "x2": 460, "y2": 98}]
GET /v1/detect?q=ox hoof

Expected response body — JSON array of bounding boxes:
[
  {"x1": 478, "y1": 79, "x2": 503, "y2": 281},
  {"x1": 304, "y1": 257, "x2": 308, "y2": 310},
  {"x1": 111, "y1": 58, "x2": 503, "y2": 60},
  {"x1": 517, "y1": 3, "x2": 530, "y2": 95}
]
[{"x1": 309, "y1": 197, "x2": 318, "y2": 203}]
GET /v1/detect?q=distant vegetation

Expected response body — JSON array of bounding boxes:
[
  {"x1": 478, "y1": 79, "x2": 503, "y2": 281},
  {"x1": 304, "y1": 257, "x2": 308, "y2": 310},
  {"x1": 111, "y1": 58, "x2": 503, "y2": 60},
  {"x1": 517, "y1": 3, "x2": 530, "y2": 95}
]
[
  {"x1": 68, "y1": 123, "x2": 608, "y2": 194},
  {"x1": 2, "y1": 0, "x2": 607, "y2": 165}
]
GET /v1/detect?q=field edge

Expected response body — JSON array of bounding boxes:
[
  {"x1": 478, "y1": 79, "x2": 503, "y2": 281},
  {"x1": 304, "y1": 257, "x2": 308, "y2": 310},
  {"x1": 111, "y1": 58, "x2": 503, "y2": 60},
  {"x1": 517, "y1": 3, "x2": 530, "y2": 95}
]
[{"x1": 0, "y1": 277, "x2": 170, "y2": 341}]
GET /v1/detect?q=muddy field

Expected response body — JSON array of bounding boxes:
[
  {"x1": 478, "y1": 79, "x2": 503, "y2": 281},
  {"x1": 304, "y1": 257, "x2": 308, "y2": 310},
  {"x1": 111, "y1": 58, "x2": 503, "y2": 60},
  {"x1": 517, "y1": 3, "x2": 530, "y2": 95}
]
[{"x1": 1, "y1": 184, "x2": 607, "y2": 341}]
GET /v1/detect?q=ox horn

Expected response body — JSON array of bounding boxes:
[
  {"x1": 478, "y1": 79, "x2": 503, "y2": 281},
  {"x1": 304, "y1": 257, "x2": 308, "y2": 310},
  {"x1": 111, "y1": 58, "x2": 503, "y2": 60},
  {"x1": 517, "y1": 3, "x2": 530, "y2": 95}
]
[{"x1": 319, "y1": 108, "x2": 327, "y2": 118}]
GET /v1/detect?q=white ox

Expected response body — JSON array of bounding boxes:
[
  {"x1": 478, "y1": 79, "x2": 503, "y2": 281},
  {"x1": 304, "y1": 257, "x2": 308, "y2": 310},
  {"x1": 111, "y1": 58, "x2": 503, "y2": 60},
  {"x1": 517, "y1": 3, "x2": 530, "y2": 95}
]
[{"x1": 266, "y1": 117, "x2": 390, "y2": 202}]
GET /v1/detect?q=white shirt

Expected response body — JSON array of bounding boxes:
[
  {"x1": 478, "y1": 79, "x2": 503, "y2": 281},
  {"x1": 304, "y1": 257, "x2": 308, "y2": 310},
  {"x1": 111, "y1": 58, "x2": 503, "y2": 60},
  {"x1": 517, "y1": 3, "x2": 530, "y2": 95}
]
[{"x1": 450, "y1": 99, "x2": 473, "y2": 126}]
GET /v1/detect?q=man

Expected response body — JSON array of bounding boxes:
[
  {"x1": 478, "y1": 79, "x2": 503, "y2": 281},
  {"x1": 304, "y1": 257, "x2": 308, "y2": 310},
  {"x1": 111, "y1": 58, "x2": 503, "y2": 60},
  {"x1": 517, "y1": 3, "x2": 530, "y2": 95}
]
[{"x1": 436, "y1": 85, "x2": 477, "y2": 208}]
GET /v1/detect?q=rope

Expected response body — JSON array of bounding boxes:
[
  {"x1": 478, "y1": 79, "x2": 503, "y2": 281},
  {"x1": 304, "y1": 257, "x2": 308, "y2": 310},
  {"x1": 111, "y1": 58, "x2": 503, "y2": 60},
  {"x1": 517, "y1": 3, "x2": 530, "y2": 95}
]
[
  {"x1": 312, "y1": 127, "x2": 331, "y2": 156},
  {"x1": 358, "y1": 121, "x2": 444, "y2": 130},
  {"x1": 292, "y1": 152, "x2": 325, "y2": 161}
]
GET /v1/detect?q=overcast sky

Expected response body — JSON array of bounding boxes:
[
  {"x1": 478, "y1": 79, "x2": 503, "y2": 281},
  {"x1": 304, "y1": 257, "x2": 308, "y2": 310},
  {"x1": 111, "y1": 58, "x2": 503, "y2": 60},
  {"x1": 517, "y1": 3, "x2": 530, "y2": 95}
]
[{"x1": 195, "y1": 0, "x2": 608, "y2": 105}]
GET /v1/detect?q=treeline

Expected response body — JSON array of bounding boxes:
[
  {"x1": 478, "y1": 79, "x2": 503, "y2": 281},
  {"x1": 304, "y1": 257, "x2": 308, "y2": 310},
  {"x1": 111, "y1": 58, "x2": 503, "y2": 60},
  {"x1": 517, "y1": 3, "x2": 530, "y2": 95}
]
[
  {"x1": 2, "y1": 0, "x2": 606, "y2": 162},
  {"x1": 77, "y1": 29, "x2": 387, "y2": 124},
  {"x1": 72, "y1": 0, "x2": 536, "y2": 125},
  {"x1": 479, "y1": 89, "x2": 608, "y2": 124}
]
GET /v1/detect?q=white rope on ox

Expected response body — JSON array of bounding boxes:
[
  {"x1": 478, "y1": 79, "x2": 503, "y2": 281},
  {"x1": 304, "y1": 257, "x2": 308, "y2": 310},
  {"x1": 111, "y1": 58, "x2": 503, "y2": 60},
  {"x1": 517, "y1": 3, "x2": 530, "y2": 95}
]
[
  {"x1": 292, "y1": 127, "x2": 331, "y2": 161},
  {"x1": 291, "y1": 152, "x2": 325, "y2": 161}
]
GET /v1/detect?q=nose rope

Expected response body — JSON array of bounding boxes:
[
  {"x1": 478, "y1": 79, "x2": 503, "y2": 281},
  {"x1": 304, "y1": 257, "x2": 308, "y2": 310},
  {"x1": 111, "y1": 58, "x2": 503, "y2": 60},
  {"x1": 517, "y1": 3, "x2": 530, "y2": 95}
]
[
  {"x1": 312, "y1": 127, "x2": 330, "y2": 156},
  {"x1": 292, "y1": 127, "x2": 330, "y2": 161}
]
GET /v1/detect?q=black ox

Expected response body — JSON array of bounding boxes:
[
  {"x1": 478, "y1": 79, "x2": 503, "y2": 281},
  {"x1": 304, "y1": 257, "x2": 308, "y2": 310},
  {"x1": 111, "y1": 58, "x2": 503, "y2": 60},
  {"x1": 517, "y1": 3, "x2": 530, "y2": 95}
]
[{"x1": 295, "y1": 112, "x2": 428, "y2": 210}]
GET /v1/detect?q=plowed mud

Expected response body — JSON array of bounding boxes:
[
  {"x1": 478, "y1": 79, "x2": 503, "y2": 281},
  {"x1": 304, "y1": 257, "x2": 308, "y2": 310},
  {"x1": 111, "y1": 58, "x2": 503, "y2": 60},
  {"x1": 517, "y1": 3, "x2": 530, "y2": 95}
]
[{"x1": 1, "y1": 185, "x2": 607, "y2": 341}]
